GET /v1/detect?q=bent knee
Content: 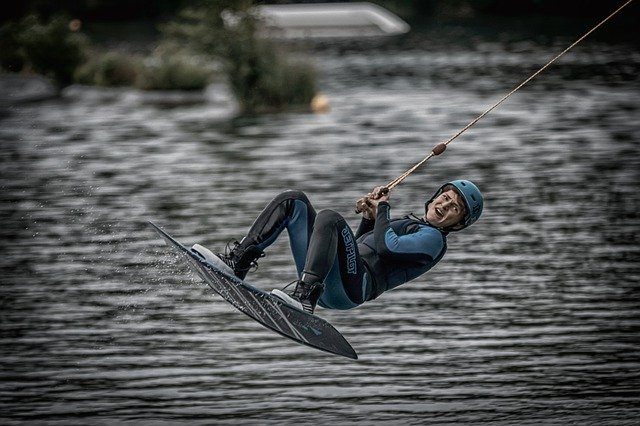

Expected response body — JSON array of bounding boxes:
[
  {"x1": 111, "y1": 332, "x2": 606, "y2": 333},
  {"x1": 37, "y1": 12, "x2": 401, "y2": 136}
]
[
  {"x1": 315, "y1": 209, "x2": 344, "y2": 228},
  {"x1": 274, "y1": 189, "x2": 311, "y2": 204}
]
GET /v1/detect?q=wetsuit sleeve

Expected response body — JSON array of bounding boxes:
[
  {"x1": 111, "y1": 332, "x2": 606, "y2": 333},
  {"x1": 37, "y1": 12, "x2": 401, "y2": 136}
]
[
  {"x1": 355, "y1": 217, "x2": 375, "y2": 239},
  {"x1": 373, "y1": 201, "x2": 442, "y2": 263}
]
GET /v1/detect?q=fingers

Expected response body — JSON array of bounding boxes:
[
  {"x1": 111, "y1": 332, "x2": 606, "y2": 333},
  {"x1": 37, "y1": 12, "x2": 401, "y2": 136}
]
[
  {"x1": 355, "y1": 196, "x2": 376, "y2": 218},
  {"x1": 371, "y1": 186, "x2": 390, "y2": 201},
  {"x1": 356, "y1": 186, "x2": 390, "y2": 215},
  {"x1": 355, "y1": 197, "x2": 369, "y2": 214},
  {"x1": 367, "y1": 186, "x2": 389, "y2": 199},
  {"x1": 356, "y1": 197, "x2": 373, "y2": 210}
]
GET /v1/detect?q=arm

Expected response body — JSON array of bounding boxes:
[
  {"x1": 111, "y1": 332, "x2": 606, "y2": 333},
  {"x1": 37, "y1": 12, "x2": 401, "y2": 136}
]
[
  {"x1": 354, "y1": 186, "x2": 388, "y2": 239},
  {"x1": 355, "y1": 217, "x2": 375, "y2": 239},
  {"x1": 373, "y1": 202, "x2": 441, "y2": 263}
]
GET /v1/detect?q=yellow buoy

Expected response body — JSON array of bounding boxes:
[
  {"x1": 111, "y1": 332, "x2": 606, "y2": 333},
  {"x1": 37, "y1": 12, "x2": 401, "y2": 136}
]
[{"x1": 310, "y1": 93, "x2": 330, "y2": 113}]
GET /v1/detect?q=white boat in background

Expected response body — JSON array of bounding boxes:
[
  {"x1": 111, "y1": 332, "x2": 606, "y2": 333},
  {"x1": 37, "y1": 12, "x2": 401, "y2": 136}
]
[{"x1": 254, "y1": 2, "x2": 410, "y2": 39}]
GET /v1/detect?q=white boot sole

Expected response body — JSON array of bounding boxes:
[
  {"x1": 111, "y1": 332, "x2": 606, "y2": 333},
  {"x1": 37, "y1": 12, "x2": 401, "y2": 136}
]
[
  {"x1": 192, "y1": 244, "x2": 235, "y2": 277},
  {"x1": 271, "y1": 289, "x2": 304, "y2": 311}
]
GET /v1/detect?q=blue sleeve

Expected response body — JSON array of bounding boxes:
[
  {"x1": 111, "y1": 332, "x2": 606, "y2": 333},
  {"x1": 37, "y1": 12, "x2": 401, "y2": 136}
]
[{"x1": 373, "y1": 202, "x2": 444, "y2": 262}]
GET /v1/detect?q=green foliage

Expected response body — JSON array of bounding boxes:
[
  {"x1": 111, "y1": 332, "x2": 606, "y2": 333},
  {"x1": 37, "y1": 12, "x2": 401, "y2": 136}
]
[
  {"x1": 136, "y1": 51, "x2": 213, "y2": 91},
  {"x1": 0, "y1": 22, "x2": 26, "y2": 72},
  {"x1": 163, "y1": 0, "x2": 318, "y2": 113},
  {"x1": 74, "y1": 48, "x2": 213, "y2": 91},
  {"x1": 72, "y1": 56, "x2": 98, "y2": 85},
  {"x1": 75, "y1": 51, "x2": 140, "y2": 87},
  {"x1": 1, "y1": 14, "x2": 88, "y2": 87},
  {"x1": 2, "y1": 1, "x2": 318, "y2": 102},
  {"x1": 224, "y1": 38, "x2": 317, "y2": 113}
]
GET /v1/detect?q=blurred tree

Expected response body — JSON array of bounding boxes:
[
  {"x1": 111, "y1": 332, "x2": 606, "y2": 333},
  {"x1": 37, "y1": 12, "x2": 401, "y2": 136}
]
[
  {"x1": 0, "y1": 1, "x2": 188, "y2": 24},
  {"x1": 1, "y1": 14, "x2": 88, "y2": 87},
  {"x1": 162, "y1": 0, "x2": 316, "y2": 113}
]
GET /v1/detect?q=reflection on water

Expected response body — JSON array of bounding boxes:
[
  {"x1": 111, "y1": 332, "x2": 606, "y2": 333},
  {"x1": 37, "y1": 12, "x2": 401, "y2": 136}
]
[{"x1": 1, "y1": 23, "x2": 639, "y2": 424}]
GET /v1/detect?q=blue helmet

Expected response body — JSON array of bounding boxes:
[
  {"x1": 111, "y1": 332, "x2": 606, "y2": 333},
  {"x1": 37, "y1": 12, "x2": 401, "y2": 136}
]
[{"x1": 426, "y1": 179, "x2": 483, "y2": 230}]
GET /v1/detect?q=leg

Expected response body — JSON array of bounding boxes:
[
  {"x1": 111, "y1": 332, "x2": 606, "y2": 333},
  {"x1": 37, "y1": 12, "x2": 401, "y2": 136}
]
[
  {"x1": 271, "y1": 209, "x2": 367, "y2": 313},
  {"x1": 302, "y1": 210, "x2": 367, "y2": 305},
  {"x1": 205, "y1": 190, "x2": 316, "y2": 280},
  {"x1": 240, "y1": 190, "x2": 316, "y2": 274}
]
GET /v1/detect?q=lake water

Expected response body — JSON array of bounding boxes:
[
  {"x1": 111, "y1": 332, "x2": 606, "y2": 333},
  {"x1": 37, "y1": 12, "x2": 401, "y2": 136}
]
[{"x1": 1, "y1": 21, "x2": 639, "y2": 425}]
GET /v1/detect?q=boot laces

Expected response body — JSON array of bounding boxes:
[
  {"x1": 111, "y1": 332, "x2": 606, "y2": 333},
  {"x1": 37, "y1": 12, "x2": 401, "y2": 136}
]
[
  {"x1": 280, "y1": 280, "x2": 299, "y2": 293},
  {"x1": 217, "y1": 241, "x2": 239, "y2": 269},
  {"x1": 293, "y1": 280, "x2": 318, "y2": 299},
  {"x1": 278, "y1": 280, "x2": 309, "y2": 298},
  {"x1": 221, "y1": 241, "x2": 264, "y2": 274},
  {"x1": 276, "y1": 280, "x2": 320, "y2": 314}
]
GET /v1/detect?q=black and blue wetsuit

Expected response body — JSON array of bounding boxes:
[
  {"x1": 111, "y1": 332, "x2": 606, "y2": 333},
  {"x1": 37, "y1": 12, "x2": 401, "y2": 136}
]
[{"x1": 238, "y1": 190, "x2": 447, "y2": 310}]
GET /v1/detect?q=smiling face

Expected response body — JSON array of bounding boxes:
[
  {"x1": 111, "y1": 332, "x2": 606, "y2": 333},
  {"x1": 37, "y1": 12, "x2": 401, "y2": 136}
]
[{"x1": 425, "y1": 188, "x2": 467, "y2": 229}]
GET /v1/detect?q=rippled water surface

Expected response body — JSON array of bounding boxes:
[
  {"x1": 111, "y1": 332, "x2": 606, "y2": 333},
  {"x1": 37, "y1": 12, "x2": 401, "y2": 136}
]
[{"x1": 1, "y1": 23, "x2": 639, "y2": 425}]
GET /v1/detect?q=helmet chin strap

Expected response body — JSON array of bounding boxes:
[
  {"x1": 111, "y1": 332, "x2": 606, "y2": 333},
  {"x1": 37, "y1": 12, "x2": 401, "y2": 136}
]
[{"x1": 380, "y1": 0, "x2": 634, "y2": 193}]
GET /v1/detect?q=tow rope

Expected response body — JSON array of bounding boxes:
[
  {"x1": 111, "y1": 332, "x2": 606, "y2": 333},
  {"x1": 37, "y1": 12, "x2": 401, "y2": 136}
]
[{"x1": 384, "y1": 0, "x2": 635, "y2": 191}]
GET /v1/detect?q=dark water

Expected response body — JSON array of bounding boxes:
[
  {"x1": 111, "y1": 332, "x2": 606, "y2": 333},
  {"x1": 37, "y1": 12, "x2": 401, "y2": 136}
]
[{"x1": 1, "y1": 23, "x2": 639, "y2": 425}]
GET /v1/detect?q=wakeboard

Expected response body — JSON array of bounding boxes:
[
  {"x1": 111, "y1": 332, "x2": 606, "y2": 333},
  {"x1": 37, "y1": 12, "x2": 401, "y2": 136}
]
[{"x1": 148, "y1": 221, "x2": 358, "y2": 360}]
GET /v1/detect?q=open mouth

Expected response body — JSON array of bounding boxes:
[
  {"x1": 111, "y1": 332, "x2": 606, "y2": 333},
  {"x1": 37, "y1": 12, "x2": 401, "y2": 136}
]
[{"x1": 435, "y1": 207, "x2": 444, "y2": 219}]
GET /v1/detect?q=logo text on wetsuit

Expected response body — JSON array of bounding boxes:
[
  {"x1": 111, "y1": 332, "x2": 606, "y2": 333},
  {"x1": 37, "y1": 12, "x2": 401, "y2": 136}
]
[{"x1": 341, "y1": 227, "x2": 357, "y2": 274}]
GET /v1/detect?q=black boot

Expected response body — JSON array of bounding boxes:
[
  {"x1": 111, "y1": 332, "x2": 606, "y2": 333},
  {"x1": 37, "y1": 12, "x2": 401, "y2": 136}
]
[
  {"x1": 271, "y1": 280, "x2": 325, "y2": 314},
  {"x1": 192, "y1": 242, "x2": 264, "y2": 280}
]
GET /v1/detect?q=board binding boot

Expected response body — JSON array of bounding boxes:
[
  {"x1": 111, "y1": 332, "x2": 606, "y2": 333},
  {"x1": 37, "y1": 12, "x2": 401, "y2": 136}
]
[
  {"x1": 271, "y1": 279, "x2": 325, "y2": 315},
  {"x1": 192, "y1": 242, "x2": 263, "y2": 280}
]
